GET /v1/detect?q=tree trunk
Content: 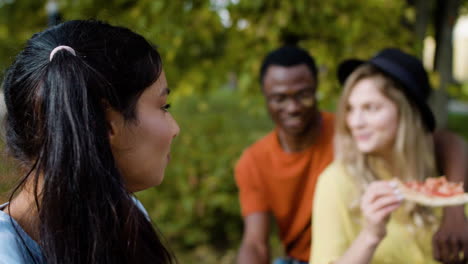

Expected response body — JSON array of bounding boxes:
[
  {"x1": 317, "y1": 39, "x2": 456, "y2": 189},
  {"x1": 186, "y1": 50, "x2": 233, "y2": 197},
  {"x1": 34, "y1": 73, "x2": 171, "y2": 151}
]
[
  {"x1": 414, "y1": 0, "x2": 433, "y2": 57},
  {"x1": 432, "y1": 0, "x2": 460, "y2": 129}
]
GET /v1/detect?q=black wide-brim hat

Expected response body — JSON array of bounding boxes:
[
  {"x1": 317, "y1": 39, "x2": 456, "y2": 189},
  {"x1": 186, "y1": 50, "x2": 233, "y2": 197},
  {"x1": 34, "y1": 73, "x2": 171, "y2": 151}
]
[{"x1": 337, "y1": 48, "x2": 436, "y2": 132}]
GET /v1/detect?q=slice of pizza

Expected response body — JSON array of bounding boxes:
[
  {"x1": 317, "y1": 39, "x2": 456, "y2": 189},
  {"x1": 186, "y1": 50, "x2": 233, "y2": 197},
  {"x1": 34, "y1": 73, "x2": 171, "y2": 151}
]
[{"x1": 396, "y1": 177, "x2": 468, "y2": 207}]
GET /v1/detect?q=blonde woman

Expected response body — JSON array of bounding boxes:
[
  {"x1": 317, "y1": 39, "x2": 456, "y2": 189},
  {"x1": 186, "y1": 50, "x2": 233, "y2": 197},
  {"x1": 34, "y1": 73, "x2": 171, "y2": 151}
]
[{"x1": 310, "y1": 49, "x2": 467, "y2": 264}]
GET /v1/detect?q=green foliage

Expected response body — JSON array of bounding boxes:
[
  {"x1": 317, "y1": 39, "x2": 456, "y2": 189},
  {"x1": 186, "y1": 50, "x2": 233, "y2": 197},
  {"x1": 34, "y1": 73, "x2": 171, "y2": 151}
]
[
  {"x1": 0, "y1": 1, "x2": 48, "y2": 79},
  {"x1": 2, "y1": 0, "x2": 466, "y2": 261},
  {"x1": 137, "y1": 88, "x2": 272, "y2": 251},
  {"x1": 450, "y1": 82, "x2": 468, "y2": 100},
  {"x1": 225, "y1": 0, "x2": 413, "y2": 97},
  {"x1": 1, "y1": 0, "x2": 416, "y2": 99}
]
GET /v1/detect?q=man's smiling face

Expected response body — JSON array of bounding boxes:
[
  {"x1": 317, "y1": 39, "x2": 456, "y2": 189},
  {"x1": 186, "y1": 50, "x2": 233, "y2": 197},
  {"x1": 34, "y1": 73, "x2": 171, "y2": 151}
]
[{"x1": 263, "y1": 64, "x2": 318, "y2": 137}]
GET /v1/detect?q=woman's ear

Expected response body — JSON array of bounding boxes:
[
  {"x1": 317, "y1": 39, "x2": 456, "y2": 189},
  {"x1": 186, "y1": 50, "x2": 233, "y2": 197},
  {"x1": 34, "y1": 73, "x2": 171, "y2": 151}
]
[{"x1": 103, "y1": 103, "x2": 125, "y2": 146}]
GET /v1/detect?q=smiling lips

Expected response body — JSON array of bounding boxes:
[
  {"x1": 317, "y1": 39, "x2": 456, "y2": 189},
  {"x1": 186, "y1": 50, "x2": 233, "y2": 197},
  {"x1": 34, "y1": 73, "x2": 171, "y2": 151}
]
[
  {"x1": 284, "y1": 116, "x2": 304, "y2": 128},
  {"x1": 354, "y1": 132, "x2": 372, "y2": 142}
]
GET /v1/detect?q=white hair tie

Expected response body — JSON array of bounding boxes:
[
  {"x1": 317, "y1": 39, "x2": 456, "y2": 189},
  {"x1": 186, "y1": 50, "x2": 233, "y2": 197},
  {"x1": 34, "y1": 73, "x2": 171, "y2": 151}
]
[{"x1": 49, "y1": 45, "x2": 76, "y2": 61}]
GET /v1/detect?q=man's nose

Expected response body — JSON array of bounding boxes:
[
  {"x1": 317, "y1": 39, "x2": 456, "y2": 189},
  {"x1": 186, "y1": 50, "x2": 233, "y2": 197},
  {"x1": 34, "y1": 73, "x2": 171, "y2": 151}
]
[{"x1": 284, "y1": 98, "x2": 302, "y2": 113}]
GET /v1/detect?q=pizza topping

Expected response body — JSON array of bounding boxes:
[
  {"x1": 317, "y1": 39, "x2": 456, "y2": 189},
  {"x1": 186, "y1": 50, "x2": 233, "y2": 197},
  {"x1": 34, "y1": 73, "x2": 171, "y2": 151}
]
[{"x1": 403, "y1": 177, "x2": 464, "y2": 197}]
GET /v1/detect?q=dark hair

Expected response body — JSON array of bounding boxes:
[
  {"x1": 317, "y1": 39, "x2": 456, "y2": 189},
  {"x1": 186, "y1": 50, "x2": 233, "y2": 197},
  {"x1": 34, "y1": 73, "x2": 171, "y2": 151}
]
[
  {"x1": 2, "y1": 20, "x2": 175, "y2": 263},
  {"x1": 259, "y1": 45, "x2": 318, "y2": 84}
]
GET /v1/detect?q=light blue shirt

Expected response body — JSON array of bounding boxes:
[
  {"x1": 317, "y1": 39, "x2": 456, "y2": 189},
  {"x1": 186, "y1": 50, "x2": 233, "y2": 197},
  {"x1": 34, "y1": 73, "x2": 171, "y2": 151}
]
[
  {"x1": 0, "y1": 203, "x2": 44, "y2": 264},
  {"x1": 0, "y1": 198, "x2": 149, "y2": 263}
]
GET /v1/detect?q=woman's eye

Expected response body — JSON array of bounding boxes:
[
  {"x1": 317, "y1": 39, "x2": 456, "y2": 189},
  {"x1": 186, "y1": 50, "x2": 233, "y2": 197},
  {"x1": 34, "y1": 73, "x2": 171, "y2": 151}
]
[
  {"x1": 364, "y1": 104, "x2": 379, "y2": 111},
  {"x1": 369, "y1": 104, "x2": 380, "y2": 111},
  {"x1": 162, "y1": 103, "x2": 171, "y2": 112}
]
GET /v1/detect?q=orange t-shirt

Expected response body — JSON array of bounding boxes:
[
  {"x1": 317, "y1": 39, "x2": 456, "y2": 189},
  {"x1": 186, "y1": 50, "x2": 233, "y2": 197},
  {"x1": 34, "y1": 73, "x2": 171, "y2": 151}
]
[{"x1": 234, "y1": 112, "x2": 334, "y2": 261}]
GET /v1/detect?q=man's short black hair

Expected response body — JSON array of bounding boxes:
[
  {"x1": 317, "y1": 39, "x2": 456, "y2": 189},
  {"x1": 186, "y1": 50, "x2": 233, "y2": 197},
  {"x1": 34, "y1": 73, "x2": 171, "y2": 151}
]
[{"x1": 259, "y1": 45, "x2": 318, "y2": 84}]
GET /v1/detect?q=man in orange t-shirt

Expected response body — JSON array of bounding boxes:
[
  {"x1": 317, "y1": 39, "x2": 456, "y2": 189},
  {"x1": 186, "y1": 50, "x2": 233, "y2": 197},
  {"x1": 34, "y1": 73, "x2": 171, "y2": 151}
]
[
  {"x1": 234, "y1": 46, "x2": 329, "y2": 264},
  {"x1": 234, "y1": 45, "x2": 468, "y2": 264}
]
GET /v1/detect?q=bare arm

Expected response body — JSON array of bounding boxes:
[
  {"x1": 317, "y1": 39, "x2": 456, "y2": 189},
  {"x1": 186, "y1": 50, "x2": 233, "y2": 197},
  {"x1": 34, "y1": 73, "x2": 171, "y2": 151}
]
[
  {"x1": 433, "y1": 129, "x2": 468, "y2": 188},
  {"x1": 236, "y1": 212, "x2": 270, "y2": 264},
  {"x1": 432, "y1": 129, "x2": 468, "y2": 264}
]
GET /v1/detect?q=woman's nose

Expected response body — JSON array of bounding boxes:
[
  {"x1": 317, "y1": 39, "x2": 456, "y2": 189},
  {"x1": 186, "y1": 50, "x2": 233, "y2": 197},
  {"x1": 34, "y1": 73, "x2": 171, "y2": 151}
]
[
  {"x1": 170, "y1": 115, "x2": 180, "y2": 138},
  {"x1": 348, "y1": 110, "x2": 366, "y2": 129}
]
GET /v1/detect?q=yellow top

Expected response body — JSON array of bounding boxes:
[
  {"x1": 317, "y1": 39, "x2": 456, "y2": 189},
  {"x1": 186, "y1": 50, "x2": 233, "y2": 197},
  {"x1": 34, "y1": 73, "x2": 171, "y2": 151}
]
[{"x1": 309, "y1": 161, "x2": 465, "y2": 264}]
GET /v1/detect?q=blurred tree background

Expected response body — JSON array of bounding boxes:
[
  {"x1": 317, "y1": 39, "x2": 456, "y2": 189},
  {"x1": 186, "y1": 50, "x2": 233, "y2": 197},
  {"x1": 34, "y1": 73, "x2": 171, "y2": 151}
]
[{"x1": 1, "y1": 0, "x2": 468, "y2": 262}]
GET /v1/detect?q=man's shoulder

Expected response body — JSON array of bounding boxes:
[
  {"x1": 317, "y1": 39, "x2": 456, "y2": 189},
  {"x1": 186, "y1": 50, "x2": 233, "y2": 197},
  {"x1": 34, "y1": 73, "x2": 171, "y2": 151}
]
[
  {"x1": 239, "y1": 130, "x2": 276, "y2": 159},
  {"x1": 320, "y1": 111, "x2": 335, "y2": 131},
  {"x1": 321, "y1": 111, "x2": 335, "y2": 120},
  {"x1": 234, "y1": 130, "x2": 277, "y2": 176}
]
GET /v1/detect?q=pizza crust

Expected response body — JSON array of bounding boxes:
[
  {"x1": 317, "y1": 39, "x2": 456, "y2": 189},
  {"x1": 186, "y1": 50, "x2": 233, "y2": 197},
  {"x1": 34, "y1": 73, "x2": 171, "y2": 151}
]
[{"x1": 397, "y1": 180, "x2": 468, "y2": 207}]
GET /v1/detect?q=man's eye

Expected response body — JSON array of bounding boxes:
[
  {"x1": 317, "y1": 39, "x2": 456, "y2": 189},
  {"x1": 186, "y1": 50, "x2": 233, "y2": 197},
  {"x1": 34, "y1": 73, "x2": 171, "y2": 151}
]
[
  {"x1": 298, "y1": 90, "x2": 314, "y2": 98},
  {"x1": 272, "y1": 95, "x2": 285, "y2": 103}
]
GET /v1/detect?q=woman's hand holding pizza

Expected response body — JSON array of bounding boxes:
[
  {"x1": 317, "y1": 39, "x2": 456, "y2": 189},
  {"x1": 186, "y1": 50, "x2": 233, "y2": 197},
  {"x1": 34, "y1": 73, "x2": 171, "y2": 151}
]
[{"x1": 360, "y1": 181, "x2": 404, "y2": 242}]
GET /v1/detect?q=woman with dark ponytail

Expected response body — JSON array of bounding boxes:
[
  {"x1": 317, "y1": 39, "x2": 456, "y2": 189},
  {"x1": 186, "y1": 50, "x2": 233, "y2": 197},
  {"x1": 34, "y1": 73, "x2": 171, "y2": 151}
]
[{"x1": 0, "y1": 20, "x2": 179, "y2": 263}]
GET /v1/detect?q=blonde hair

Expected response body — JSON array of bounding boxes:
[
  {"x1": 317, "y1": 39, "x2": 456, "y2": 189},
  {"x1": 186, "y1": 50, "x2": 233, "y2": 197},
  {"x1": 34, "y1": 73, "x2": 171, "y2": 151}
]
[{"x1": 335, "y1": 64, "x2": 437, "y2": 225}]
